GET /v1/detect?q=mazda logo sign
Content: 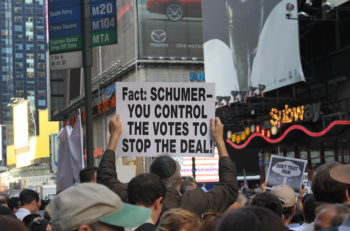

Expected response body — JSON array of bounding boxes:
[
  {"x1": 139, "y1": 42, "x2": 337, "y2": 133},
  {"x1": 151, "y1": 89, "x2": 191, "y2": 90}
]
[{"x1": 151, "y1": 29, "x2": 167, "y2": 43}]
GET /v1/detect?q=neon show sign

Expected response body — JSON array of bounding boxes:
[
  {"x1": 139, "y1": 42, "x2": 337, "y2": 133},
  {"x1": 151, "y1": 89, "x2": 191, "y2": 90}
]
[{"x1": 270, "y1": 105, "x2": 304, "y2": 126}]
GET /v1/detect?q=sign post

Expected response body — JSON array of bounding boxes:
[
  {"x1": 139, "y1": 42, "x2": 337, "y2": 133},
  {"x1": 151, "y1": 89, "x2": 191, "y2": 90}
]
[{"x1": 82, "y1": 0, "x2": 94, "y2": 167}]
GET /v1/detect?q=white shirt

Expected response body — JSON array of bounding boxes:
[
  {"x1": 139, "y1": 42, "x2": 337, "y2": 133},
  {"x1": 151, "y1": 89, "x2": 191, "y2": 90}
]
[{"x1": 15, "y1": 208, "x2": 31, "y2": 221}]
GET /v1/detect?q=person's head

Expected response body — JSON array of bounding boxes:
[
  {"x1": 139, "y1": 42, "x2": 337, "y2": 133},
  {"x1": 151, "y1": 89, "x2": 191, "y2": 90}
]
[
  {"x1": 217, "y1": 206, "x2": 288, "y2": 231},
  {"x1": 0, "y1": 205, "x2": 16, "y2": 217},
  {"x1": 0, "y1": 215, "x2": 29, "y2": 231},
  {"x1": 46, "y1": 183, "x2": 151, "y2": 231},
  {"x1": 226, "y1": 192, "x2": 248, "y2": 212},
  {"x1": 28, "y1": 218, "x2": 51, "y2": 231},
  {"x1": 329, "y1": 163, "x2": 350, "y2": 203},
  {"x1": 314, "y1": 203, "x2": 350, "y2": 230},
  {"x1": 7, "y1": 197, "x2": 20, "y2": 213},
  {"x1": 180, "y1": 177, "x2": 197, "y2": 194},
  {"x1": 23, "y1": 213, "x2": 41, "y2": 227},
  {"x1": 80, "y1": 167, "x2": 98, "y2": 183},
  {"x1": 0, "y1": 192, "x2": 9, "y2": 207},
  {"x1": 19, "y1": 189, "x2": 41, "y2": 214},
  {"x1": 250, "y1": 192, "x2": 283, "y2": 218},
  {"x1": 302, "y1": 194, "x2": 316, "y2": 224},
  {"x1": 150, "y1": 156, "x2": 182, "y2": 191},
  {"x1": 157, "y1": 208, "x2": 201, "y2": 231},
  {"x1": 128, "y1": 173, "x2": 165, "y2": 223},
  {"x1": 271, "y1": 185, "x2": 297, "y2": 224},
  {"x1": 312, "y1": 162, "x2": 348, "y2": 204},
  {"x1": 199, "y1": 211, "x2": 222, "y2": 231}
]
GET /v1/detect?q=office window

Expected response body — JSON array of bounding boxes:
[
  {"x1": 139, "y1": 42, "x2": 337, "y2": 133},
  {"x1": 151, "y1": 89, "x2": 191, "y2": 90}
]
[
  {"x1": 37, "y1": 71, "x2": 45, "y2": 78},
  {"x1": 16, "y1": 90, "x2": 24, "y2": 97},
  {"x1": 14, "y1": 16, "x2": 22, "y2": 22},
  {"x1": 26, "y1": 44, "x2": 34, "y2": 50},
  {"x1": 38, "y1": 99, "x2": 46, "y2": 106},
  {"x1": 14, "y1": 25, "x2": 22, "y2": 32},
  {"x1": 15, "y1": 53, "x2": 23, "y2": 59},
  {"x1": 27, "y1": 81, "x2": 35, "y2": 88},
  {"x1": 27, "y1": 71, "x2": 34, "y2": 78},
  {"x1": 15, "y1": 44, "x2": 23, "y2": 50},
  {"x1": 37, "y1": 62, "x2": 45, "y2": 69},
  {"x1": 37, "y1": 90, "x2": 46, "y2": 97}
]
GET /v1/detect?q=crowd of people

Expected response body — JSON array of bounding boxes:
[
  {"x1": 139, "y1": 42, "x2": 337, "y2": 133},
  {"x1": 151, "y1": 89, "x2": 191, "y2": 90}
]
[{"x1": 0, "y1": 115, "x2": 350, "y2": 231}]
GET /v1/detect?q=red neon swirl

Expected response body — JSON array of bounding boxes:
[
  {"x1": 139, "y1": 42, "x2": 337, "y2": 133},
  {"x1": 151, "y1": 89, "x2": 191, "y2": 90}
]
[{"x1": 226, "y1": 120, "x2": 350, "y2": 149}]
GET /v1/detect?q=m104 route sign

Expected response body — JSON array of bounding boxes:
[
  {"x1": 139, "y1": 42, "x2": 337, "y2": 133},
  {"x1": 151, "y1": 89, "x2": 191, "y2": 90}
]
[{"x1": 90, "y1": 0, "x2": 117, "y2": 47}]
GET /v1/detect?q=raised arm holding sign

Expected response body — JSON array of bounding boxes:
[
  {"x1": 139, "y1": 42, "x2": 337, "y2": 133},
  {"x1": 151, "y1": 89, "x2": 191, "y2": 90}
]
[{"x1": 97, "y1": 90, "x2": 238, "y2": 215}]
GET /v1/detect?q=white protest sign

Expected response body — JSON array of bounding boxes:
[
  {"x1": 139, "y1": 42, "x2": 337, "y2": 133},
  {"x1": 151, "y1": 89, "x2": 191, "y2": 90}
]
[
  {"x1": 116, "y1": 82, "x2": 215, "y2": 157},
  {"x1": 266, "y1": 155, "x2": 307, "y2": 191}
]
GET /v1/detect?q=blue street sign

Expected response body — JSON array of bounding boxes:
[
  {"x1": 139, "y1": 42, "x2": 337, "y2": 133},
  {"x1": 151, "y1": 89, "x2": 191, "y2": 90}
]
[
  {"x1": 91, "y1": 16, "x2": 116, "y2": 32},
  {"x1": 90, "y1": 0, "x2": 113, "y2": 2},
  {"x1": 90, "y1": 0, "x2": 116, "y2": 18},
  {"x1": 48, "y1": 0, "x2": 81, "y2": 10},
  {"x1": 49, "y1": 20, "x2": 82, "y2": 38},
  {"x1": 49, "y1": 6, "x2": 81, "y2": 24}
]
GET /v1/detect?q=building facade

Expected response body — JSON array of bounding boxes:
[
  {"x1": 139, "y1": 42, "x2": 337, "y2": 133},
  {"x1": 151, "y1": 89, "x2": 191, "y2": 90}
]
[{"x1": 0, "y1": 0, "x2": 48, "y2": 164}]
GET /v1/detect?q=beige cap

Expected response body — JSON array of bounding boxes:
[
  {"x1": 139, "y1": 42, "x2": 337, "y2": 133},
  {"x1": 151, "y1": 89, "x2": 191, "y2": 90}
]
[
  {"x1": 46, "y1": 183, "x2": 151, "y2": 231},
  {"x1": 330, "y1": 164, "x2": 350, "y2": 184},
  {"x1": 271, "y1": 184, "x2": 296, "y2": 207}
]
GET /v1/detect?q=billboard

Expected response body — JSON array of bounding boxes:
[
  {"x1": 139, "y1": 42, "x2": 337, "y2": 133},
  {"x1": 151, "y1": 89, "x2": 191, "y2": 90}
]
[
  {"x1": 137, "y1": 0, "x2": 203, "y2": 59},
  {"x1": 0, "y1": 126, "x2": 2, "y2": 162},
  {"x1": 202, "y1": 0, "x2": 305, "y2": 97},
  {"x1": 13, "y1": 101, "x2": 29, "y2": 150}
]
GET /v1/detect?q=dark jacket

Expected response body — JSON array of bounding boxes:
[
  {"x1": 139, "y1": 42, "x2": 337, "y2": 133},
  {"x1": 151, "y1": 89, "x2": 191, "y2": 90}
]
[{"x1": 97, "y1": 149, "x2": 238, "y2": 216}]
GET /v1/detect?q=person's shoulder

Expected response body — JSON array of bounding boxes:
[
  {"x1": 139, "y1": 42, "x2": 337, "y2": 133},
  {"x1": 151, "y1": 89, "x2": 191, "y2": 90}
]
[{"x1": 134, "y1": 223, "x2": 156, "y2": 231}]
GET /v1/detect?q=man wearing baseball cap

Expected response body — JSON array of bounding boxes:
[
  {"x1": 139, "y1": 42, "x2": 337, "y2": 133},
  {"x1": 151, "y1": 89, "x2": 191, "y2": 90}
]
[
  {"x1": 271, "y1": 184, "x2": 297, "y2": 227},
  {"x1": 97, "y1": 115, "x2": 238, "y2": 216},
  {"x1": 46, "y1": 183, "x2": 151, "y2": 231},
  {"x1": 325, "y1": 164, "x2": 350, "y2": 231}
]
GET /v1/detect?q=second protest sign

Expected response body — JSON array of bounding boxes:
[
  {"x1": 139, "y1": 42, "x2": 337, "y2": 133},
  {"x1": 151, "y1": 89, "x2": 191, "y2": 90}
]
[{"x1": 116, "y1": 82, "x2": 215, "y2": 157}]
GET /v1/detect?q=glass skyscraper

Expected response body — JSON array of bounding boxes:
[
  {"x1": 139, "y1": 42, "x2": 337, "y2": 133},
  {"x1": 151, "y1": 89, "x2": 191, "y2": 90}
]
[{"x1": 0, "y1": 0, "x2": 47, "y2": 125}]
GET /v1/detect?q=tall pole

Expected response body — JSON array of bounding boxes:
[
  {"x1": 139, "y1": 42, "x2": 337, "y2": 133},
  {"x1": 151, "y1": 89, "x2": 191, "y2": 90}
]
[{"x1": 82, "y1": 0, "x2": 94, "y2": 167}]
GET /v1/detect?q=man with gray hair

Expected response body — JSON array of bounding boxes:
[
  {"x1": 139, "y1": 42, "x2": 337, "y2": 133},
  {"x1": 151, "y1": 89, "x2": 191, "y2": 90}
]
[
  {"x1": 46, "y1": 183, "x2": 151, "y2": 231},
  {"x1": 97, "y1": 115, "x2": 238, "y2": 216}
]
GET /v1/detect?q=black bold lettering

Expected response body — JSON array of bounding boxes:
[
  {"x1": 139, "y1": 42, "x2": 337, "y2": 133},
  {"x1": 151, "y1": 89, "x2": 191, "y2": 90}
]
[
  {"x1": 122, "y1": 87, "x2": 128, "y2": 100},
  {"x1": 199, "y1": 122, "x2": 207, "y2": 136},
  {"x1": 128, "y1": 104, "x2": 135, "y2": 117},
  {"x1": 180, "y1": 139, "x2": 187, "y2": 152},
  {"x1": 122, "y1": 139, "x2": 128, "y2": 152},
  {"x1": 144, "y1": 139, "x2": 151, "y2": 152},
  {"x1": 198, "y1": 88, "x2": 206, "y2": 101},
  {"x1": 154, "y1": 105, "x2": 161, "y2": 118},
  {"x1": 182, "y1": 122, "x2": 189, "y2": 136},
  {"x1": 150, "y1": 87, "x2": 157, "y2": 101},
  {"x1": 153, "y1": 122, "x2": 160, "y2": 135}
]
